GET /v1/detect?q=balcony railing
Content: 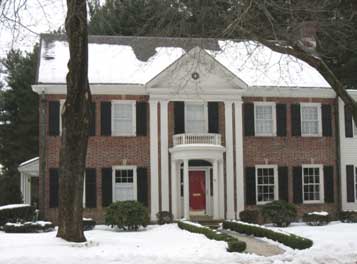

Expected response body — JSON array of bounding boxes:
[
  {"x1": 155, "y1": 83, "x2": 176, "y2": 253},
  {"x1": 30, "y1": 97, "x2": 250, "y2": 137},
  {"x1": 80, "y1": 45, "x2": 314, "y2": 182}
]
[{"x1": 173, "y1": 133, "x2": 222, "y2": 146}]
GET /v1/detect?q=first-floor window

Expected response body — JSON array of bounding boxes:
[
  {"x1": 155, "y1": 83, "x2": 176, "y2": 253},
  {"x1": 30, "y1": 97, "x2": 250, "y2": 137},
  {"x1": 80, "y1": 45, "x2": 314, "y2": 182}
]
[
  {"x1": 256, "y1": 165, "x2": 278, "y2": 204},
  {"x1": 303, "y1": 165, "x2": 323, "y2": 203},
  {"x1": 112, "y1": 166, "x2": 137, "y2": 201}
]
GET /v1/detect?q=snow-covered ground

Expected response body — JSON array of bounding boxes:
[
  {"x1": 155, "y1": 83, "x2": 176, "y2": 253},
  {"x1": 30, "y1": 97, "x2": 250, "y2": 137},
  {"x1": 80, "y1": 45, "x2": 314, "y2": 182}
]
[{"x1": 0, "y1": 222, "x2": 356, "y2": 264}]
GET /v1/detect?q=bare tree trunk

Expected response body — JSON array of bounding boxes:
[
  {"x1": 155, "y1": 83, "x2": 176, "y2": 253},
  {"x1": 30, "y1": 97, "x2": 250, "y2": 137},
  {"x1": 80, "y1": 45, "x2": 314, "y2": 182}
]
[{"x1": 56, "y1": 0, "x2": 91, "y2": 242}]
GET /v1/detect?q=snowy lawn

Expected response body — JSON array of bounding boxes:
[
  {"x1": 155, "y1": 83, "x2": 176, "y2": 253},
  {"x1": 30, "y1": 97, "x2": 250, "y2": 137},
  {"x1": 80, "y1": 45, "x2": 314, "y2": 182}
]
[{"x1": 0, "y1": 222, "x2": 357, "y2": 264}]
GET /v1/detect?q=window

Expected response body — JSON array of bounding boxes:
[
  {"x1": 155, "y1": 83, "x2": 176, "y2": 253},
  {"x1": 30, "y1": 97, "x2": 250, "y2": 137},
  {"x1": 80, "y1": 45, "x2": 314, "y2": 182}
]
[
  {"x1": 354, "y1": 120, "x2": 357, "y2": 137},
  {"x1": 302, "y1": 165, "x2": 324, "y2": 203},
  {"x1": 185, "y1": 102, "x2": 207, "y2": 133},
  {"x1": 112, "y1": 101, "x2": 136, "y2": 136},
  {"x1": 301, "y1": 103, "x2": 321, "y2": 136},
  {"x1": 112, "y1": 166, "x2": 137, "y2": 202},
  {"x1": 255, "y1": 103, "x2": 276, "y2": 136},
  {"x1": 355, "y1": 166, "x2": 357, "y2": 201},
  {"x1": 59, "y1": 99, "x2": 65, "y2": 135},
  {"x1": 256, "y1": 165, "x2": 278, "y2": 204}
]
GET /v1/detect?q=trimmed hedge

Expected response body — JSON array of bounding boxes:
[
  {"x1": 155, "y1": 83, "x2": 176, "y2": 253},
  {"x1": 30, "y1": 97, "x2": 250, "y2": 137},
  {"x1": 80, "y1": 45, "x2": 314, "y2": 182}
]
[
  {"x1": 177, "y1": 221, "x2": 246, "y2": 253},
  {"x1": 156, "y1": 211, "x2": 173, "y2": 225},
  {"x1": 4, "y1": 221, "x2": 54, "y2": 233},
  {"x1": 339, "y1": 211, "x2": 357, "y2": 223},
  {"x1": 223, "y1": 221, "x2": 313, "y2": 250},
  {"x1": 261, "y1": 200, "x2": 297, "y2": 227},
  {"x1": 239, "y1": 209, "x2": 261, "y2": 224},
  {"x1": 303, "y1": 213, "x2": 330, "y2": 226},
  {"x1": 83, "y1": 218, "x2": 96, "y2": 231},
  {"x1": 0, "y1": 204, "x2": 35, "y2": 226}
]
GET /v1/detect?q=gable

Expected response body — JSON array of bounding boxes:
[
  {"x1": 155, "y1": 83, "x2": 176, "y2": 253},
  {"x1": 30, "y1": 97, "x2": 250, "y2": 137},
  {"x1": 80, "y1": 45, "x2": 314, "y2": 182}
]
[{"x1": 146, "y1": 47, "x2": 247, "y2": 91}]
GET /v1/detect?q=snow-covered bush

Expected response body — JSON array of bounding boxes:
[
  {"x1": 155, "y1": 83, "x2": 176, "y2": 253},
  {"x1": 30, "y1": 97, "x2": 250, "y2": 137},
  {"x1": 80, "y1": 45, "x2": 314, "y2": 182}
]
[
  {"x1": 156, "y1": 211, "x2": 173, "y2": 225},
  {"x1": 303, "y1": 212, "x2": 330, "y2": 226},
  {"x1": 3, "y1": 221, "x2": 54, "y2": 233},
  {"x1": 261, "y1": 200, "x2": 297, "y2": 227},
  {"x1": 105, "y1": 201, "x2": 149, "y2": 231},
  {"x1": 239, "y1": 209, "x2": 262, "y2": 224},
  {"x1": 82, "y1": 218, "x2": 96, "y2": 231},
  {"x1": 222, "y1": 220, "x2": 313, "y2": 250},
  {"x1": 0, "y1": 204, "x2": 35, "y2": 226},
  {"x1": 339, "y1": 211, "x2": 357, "y2": 223},
  {"x1": 177, "y1": 220, "x2": 246, "y2": 252}
]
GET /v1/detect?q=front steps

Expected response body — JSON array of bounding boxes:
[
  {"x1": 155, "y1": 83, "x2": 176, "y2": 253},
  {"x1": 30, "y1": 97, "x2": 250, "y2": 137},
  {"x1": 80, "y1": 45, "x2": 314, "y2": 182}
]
[{"x1": 189, "y1": 216, "x2": 223, "y2": 229}]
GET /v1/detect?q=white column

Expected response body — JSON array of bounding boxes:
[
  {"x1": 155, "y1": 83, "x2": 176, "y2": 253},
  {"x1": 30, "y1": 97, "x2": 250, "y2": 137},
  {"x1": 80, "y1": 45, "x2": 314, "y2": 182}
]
[
  {"x1": 20, "y1": 173, "x2": 25, "y2": 204},
  {"x1": 234, "y1": 101, "x2": 245, "y2": 217},
  {"x1": 183, "y1": 159, "x2": 190, "y2": 219},
  {"x1": 224, "y1": 101, "x2": 235, "y2": 219},
  {"x1": 212, "y1": 160, "x2": 219, "y2": 219},
  {"x1": 149, "y1": 100, "x2": 159, "y2": 221},
  {"x1": 171, "y1": 159, "x2": 178, "y2": 219},
  {"x1": 160, "y1": 100, "x2": 169, "y2": 211},
  {"x1": 218, "y1": 159, "x2": 225, "y2": 219}
]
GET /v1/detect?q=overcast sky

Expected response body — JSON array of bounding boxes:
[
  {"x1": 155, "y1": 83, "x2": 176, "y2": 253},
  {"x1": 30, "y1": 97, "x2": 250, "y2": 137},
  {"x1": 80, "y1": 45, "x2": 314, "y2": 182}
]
[{"x1": 0, "y1": 0, "x2": 67, "y2": 58}]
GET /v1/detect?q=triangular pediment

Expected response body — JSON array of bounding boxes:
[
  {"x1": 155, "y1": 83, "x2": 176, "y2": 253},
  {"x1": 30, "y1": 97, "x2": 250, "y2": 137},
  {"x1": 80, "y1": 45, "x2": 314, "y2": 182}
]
[{"x1": 146, "y1": 46, "x2": 247, "y2": 91}]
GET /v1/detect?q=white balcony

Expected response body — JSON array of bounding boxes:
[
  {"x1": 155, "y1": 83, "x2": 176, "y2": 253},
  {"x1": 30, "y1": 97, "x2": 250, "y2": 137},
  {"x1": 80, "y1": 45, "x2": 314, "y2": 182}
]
[{"x1": 173, "y1": 133, "x2": 222, "y2": 146}]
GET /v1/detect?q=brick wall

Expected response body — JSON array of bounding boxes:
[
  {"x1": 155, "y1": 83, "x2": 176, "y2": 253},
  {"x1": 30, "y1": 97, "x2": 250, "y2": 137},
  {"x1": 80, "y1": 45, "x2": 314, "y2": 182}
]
[
  {"x1": 44, "y1": 95, "x2": 150, "y2": 223},
  {"x1": 243, "y1": 97, "x2": 339, "y2": 216}
]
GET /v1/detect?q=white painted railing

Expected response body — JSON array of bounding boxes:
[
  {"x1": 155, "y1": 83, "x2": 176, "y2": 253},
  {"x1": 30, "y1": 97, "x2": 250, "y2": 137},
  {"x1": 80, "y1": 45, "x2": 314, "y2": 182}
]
[{"x1": 173, "y1": 133, "x2": 221, "y2": 146}]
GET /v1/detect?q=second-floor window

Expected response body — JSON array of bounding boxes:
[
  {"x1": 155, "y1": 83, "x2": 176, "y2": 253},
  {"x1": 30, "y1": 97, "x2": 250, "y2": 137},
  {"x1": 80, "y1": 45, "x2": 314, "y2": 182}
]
[
  {"x1": 301, "y1": 103, "x2": 321, "y2": 136},
  {"x1": 254, "y1": 102, "x2": 276, "y2": 136},
  {"x1": 354, "y1": 120, "x2": 357, "y2": 137},
  {"x1": 112, "y1": 101, "x2": 136, "y2": 136},
  {"x1": 185, "y1": 102, "x2": 207, "y2": 133}
]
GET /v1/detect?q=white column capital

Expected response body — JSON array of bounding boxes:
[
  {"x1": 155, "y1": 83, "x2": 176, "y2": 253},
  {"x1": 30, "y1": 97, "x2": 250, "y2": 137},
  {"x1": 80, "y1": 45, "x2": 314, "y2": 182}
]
[{"x1": 224, "y1": 100, "x2": 234, "y2": 106}]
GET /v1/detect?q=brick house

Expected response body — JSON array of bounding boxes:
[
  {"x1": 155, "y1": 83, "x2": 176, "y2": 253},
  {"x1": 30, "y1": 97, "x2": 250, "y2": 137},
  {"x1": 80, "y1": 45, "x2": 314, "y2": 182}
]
[{"x1": 20, "y1": 34, "x2": 353, "y2": 223}]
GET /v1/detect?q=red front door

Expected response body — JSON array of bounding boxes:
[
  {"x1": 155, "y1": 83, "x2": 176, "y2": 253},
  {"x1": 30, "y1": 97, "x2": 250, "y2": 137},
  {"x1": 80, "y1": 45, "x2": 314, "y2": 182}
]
[{"x1": 189, "y1": 171, "x2": 206, "y2": 211}]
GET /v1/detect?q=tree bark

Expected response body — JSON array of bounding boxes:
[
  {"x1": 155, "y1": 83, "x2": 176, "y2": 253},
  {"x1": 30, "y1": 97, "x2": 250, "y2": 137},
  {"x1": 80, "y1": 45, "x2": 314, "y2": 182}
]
[{"x1": 56, "y1": 0, "x2": 91, "y2": 242}]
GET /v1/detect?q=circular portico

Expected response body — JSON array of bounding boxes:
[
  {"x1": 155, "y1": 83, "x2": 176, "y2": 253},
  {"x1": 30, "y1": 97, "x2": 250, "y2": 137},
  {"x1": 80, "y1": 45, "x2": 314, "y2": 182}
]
[{"x1": 169, "y1": 133, "x2": 225, "y2": 220}]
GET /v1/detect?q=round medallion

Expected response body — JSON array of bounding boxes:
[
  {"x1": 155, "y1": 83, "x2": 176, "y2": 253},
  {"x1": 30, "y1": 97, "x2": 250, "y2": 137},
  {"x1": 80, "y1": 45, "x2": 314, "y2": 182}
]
[{"x1": 191, "y1": 72, "x2": 200, "y2": 80}]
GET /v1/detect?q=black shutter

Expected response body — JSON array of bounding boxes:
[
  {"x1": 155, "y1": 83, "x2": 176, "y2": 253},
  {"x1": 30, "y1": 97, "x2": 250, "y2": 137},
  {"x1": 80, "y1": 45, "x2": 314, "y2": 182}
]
[
  {"x1": 276, "y1": 104, "x2": 287, "y2": 137},
  {"x1": 49, "y1": 168, "x2": 59, "y2": 208},
  {"x1": 291, "y1": 104, "x2": 301, "y2": 136},
  {"x1": 345, "y1": 105, "x2": 353, "y2": 138},
  {"x1": 245, "y1": 167, "x2": 256, "y2": 205},
  {"x1": 243, "y1": 103, "x2": 255, "y2": 136},
  {"x1": 137, "y1": 167, "x2": 148, "y2": 207},
  {"x1": 293, "y1": 166, "x2": 303, "y2": 203},
  {"x1": 208, "y1": 102, "x2": 219, "y2": 133},
  {"x1": 322, "y1": 104, "x2": 332, "y2": 137},
  {"x1": 89, "y1": 102, "x2": 96, "y2": 136},
  {"x1": 101, "y1": 102, "x2": 111, "y2": 136},
  {"x1": 174, "y1": 102, "x2": 185, "y2": 134},
  {"x1": 323, "y1": 166, "x2": 334, "y2": 203},
  {"x1": 136, "y1": 102, "x2": 148, "y2": 136},
  {"x1": 278, "y1": 167, "x2": 289, "y2": 201},
  {"x1": 346, "y1": 165, "x2": 355, "y2": 202},
  {"x1": 102, "y1": 168, "x2": 113, "y2": 207},
  {"x1": 85, "y1": 168, "x2": 97, "y2": 208},
  {"x1": 49, "y1": 101, "x2": 60, "y2": 136}
]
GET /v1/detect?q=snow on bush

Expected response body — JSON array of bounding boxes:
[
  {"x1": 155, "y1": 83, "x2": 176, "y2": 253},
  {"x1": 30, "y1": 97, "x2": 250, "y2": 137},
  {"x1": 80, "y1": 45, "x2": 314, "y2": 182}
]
[
  {"x1": 0, "y1": 204, "x2": 35, "y2": 226},
  {"x1": 4, "y1": 221, "x2": 54, "y2": 233}
]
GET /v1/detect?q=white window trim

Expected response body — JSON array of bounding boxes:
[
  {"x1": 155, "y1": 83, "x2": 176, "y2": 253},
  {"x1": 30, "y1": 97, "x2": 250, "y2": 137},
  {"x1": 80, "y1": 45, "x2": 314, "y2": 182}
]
[
  {"x1": 59, "y1": 99, "x2": 65, "y2": 135},
  {"x1": 112, "y1": 165, "x2": 137, "y2": 202},
  {"x1": 184, "y1": 102, "x2": 208, "y2": 134},
  {"x1": 111, "y1": 100, "x2": 136, "y2": 136},
  {"x1": 83, "y1": 173, "x2": 86, "y2": 208},
  {"x1": 302, "y1": 164, "x2": 324, "y2": 204},
  {"x1": 354, "y1": 165, "x2": 357, "y2": 202},
  {"x1": 255, "y1": 164, "x2": 279, "y2": 205},
  {"x1": 300, "y1": 103, "x2": 322, "y2": 137},
  {"x1": 254, "y1": 102, "x2": 277, "y2": 137}
]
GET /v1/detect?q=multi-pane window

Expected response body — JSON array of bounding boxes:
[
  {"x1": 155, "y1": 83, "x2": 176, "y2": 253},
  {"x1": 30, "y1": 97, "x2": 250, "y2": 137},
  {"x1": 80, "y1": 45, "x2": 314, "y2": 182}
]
[
  {"x1": 255, "y1": 103, "x2": 275, "y2": 136},
  {"x1": 115, "y1": 169, "x2": 134, "y2": 183},
  {"x1": 113, "y1": 167, "x2": 136, "y2": 201},
  {"x1": 112, "y1": 101, "x2": 135, "y2": 136},
  {"x1": 303, "y1": 166, "x2": 323, "y2": 203},
  {"x1": 185, "y1": 103, "x2": 207, "y2": 133},
  {"x1": 256, "y1": 166, "x2": 277, "y2": 203},
  {"x1": 301, "y1": 104, "x2": 321, "y2": 136}
]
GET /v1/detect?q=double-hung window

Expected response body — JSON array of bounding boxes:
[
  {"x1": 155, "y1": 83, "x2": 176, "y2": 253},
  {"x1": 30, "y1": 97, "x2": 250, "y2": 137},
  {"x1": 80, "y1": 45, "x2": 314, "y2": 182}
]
[
  {"x1": 254, "y1": 102, "x2": 276, "y2": 136},
  {"x1": 301, "y1": 103, "x2": 322, "y2": 136},
  {"x1": 302, "y1": 165, "x2": 324, "y2": 203},
  {"x1": 256, "y1": 165, "x2": 278, "y2": 204},
  {"x1": 112, "y1": 166, "x2": 137, "y2": 202},
  {"x1": 185, "y1": 102, "x2": 207, "y2": 133},
  {"x1": 112, "y1": 101, "x2": 136, "y2": 136}
]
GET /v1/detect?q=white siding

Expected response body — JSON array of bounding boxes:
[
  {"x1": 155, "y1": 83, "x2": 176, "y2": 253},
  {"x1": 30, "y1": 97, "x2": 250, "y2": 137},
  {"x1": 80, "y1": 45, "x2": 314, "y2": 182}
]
[{"x1": 339, "y1": 98, "x2": 357, "y2": 210}]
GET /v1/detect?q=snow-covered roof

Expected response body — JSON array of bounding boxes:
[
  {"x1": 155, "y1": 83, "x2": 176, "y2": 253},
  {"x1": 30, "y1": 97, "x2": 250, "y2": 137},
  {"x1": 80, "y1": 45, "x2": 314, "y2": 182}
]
[
  {"x1": 37, "y1": 34, "x2": 330, "y2": 88},
  {"x1": 18, "y1": 157, "x2": 39, "y2": 176},
  {"x1": 19, "y1": 157, "x2": 39, "y2": 167}
]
